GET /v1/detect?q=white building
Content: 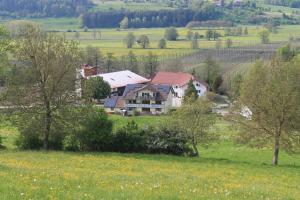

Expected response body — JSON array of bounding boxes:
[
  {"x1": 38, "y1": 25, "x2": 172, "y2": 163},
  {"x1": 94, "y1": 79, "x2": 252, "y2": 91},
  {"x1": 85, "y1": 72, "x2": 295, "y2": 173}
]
[
  {"x1": 151, "y1": 71, "x2": 209, "y2": 107},
  {"x1": 88, "y1": 70, "x2": 150, "y2": 96}
]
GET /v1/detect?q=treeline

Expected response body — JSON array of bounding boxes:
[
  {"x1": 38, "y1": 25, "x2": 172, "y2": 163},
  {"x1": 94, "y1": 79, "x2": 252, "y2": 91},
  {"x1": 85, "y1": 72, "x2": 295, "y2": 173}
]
[
  {"x1": 81, "y1": 7, "x2": 223, "y2": 28},
  {"x1": 264, "y1": 0, "x2": 300, "y2": 8},
  {"x1": 0, "y1": 0, "x2": 93, "y2": 18}
]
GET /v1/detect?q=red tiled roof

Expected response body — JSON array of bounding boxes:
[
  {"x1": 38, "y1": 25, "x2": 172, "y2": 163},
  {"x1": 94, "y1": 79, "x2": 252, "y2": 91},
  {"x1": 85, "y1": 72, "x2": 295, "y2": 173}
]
[{"x1": 151, "y1": 71, "x2": 208, "y2": 87}]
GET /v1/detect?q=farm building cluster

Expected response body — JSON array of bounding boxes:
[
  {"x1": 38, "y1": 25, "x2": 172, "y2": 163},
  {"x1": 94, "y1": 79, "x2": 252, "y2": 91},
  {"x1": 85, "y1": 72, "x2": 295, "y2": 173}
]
[{"x1": 79, "y1": 65, "x2": 209, "y2": 115}]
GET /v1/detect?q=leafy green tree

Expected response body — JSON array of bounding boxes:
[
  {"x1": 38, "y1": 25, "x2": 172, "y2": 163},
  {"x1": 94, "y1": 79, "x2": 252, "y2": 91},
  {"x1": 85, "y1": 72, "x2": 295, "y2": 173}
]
[
  {"x1": 84, "y1": 77, "x2": 111, "y2": 101},
  {"x1": 183, "y1": 79, "x2": 198, "y2": 104},
  {"x1": 144, "y1": 52, "x2": 158, "y2": 77},
  {"x1": 120, "y1": 17, "x2": 129, "y2": 29},
  {"x1": 105, "y1": 52, "x2": 116, "y2": 72},
  {"x1": 127, "y1": 51, "x2": 139, "y2": 73},
  {"x1": 205, "y1": 30, "x2": 213, "y2": 40},
  {"x1": 186, "y1": 30, "x2": 193, "y2": 40},
  {"x1": 228, "y1": 72, "x2": 243, "y2": 100},
  {"x1": 158, "y1": 38, "x2": 167, "y2": 49},
  {"x1": 191, "y1": 38, "x2": 199, "y2": 49},
  {"x1": 258, "y1": 29, "x2": 270, "y2": 44},
  {"x1": 7, "y1": 24, "x2": 81, "y2": 150},
  {"x1": 203, "y1": 56, "x2": 221, "y2": 92},
  {"x1": 232, "y1": 58, "x2": 300, "y2": 165},
  {"x1": 75, "y1": 31, "x2": 80, "y2": 40},
  {"x1": 164, "y1": 27, "x2": 179, "y2": 41},
  {"x1": 173, "y1": 98, "x2": 217, "y2": 157},
  {"x1": 215, "y1": 39, "x2": 222, "y2": 49},
  {"x1": 244, "y1": 27, "x2": 248, "y2": 35},
  {"x1": 124, "y1": 32, "x2": 135, "y2": 49},
  {"x1": 0, "y1": 26, "x2": 11, "y2": 88},
  {"x1": 83, "y1": 46, "x2": 104, "y2": 69},
  {"x1": 277, "y1": 44, "x2": 297, "y2": 62},
  {"x1": 137, "y1": 35, "x2": 150, "y2": 49},
  {"x1": 225, "y1": 38, "x2": 233, "y2": 48}
]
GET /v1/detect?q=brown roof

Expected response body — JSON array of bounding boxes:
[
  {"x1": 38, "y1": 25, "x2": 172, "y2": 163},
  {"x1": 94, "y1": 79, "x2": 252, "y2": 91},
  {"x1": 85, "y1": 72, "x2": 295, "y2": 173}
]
[{"x1": 151, "y1": 71, "x2": 209, "y2": 88}]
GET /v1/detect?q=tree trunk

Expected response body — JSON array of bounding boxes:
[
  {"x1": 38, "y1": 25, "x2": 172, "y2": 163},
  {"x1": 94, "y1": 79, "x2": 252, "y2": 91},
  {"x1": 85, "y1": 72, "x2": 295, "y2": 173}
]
[
  {"x1": 192, "y1": 142, "x2": 199, "y2": 157},
  {"x1": 43, "y1": 103, "x2": 52, "y2": 151},
  {"x1": 272, "y1": 133, "x2": 280, "y2": 166}
]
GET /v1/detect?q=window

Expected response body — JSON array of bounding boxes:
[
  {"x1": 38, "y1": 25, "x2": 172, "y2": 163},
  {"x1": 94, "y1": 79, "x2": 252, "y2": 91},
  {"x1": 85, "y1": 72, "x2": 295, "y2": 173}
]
[
  {"x1": 174, "y1": 92, "x2": 178, "y2": 97},
  {"x1": 155, "y1": 100, "x2": 162, "y2": 105},
  {"x1": 156, "y1": 108, "x2": 162, "y2": 112},
  {"x1": 175, "y1": 85, "x2": 178, "y2": 89},
  {"x1": 196, "y1": 83, "x2": 200, "y2": 86},
  {"x1": 198, "y1": 90, "x2": 201, "y2": 94},
  {"x1": 142, "y1": 93, "x2": 150, "y2": 97}
]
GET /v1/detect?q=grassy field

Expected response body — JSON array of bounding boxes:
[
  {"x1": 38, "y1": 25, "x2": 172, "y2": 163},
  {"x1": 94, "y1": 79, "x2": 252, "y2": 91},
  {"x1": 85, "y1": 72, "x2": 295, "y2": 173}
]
[
  {"x1": 0, "y1": 116, "x2": 300, "y2": 200},
  {"x1": 90, "y1": 0, "x2": 173, "y2": 11},
  {"x1": 2, "y1": 17, "x2": 300, "y2": 57},
  {"x1": 64, "y1": 25, "x2": 300, "y2": 57}
]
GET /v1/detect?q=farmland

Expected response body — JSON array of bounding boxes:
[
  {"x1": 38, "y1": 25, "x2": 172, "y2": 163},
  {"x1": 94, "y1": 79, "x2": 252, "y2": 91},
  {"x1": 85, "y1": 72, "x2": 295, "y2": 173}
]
[{"x1": 0, "y1": 117, "x2": 300, "y2": 200}]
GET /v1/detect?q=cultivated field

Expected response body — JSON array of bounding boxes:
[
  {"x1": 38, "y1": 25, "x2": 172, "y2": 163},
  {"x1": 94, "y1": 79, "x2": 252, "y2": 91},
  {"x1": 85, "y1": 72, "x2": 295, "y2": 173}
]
[{"x1": 0, "y1": 116, "x2": 300, "y2": 200}]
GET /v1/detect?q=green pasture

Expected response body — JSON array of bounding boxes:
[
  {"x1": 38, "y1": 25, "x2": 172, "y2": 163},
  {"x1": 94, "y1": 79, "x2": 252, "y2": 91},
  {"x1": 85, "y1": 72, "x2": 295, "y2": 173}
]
[{"x1": 0, "y1": 116, "x2": 300, "y2": 200}]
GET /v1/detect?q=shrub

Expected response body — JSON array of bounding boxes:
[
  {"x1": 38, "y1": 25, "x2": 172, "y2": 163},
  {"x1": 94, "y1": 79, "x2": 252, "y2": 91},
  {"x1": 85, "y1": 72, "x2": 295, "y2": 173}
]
[
  {"x1": 112, "y1": 121, "x2": 147, "y2": 153},
  {"x1": 15, "y1": 115, "x2": 43, "y2": 150},
  {"x1": 63, "y1": 134, "x2": 80, "y2": 151},
  {"x1": 78, "y1": 107, "x2": 113, "y2": 151},
  {"x1": 0, "y1": 136, "x2": 4, "y2": 149},
  {"x1": 146, "y1": 126, "x2": 191, "y2": 155}
]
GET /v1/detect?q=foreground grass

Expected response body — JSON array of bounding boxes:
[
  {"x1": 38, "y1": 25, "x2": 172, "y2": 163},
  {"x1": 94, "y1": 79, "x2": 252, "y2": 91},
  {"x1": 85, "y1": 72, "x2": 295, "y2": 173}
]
[
  {"x1": 0, "y1": 143, "x2": 299, "y2": 200},
  {"x1": 0, "y1": 117, "x2": 299, "y2": 199}
]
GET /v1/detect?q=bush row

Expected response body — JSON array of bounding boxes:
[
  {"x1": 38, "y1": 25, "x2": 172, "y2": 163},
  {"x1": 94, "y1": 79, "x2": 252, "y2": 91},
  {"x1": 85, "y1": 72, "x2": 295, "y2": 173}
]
[{"x1": 15, "y1": 107, "x2": 192, "y2": 156}]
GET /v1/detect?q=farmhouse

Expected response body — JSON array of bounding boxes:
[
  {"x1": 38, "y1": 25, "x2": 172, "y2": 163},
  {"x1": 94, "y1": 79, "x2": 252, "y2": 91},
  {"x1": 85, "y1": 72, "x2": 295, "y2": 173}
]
[
  {"x1": 104, "y1": 83, "x2": 174, "y2": 115},
  {"x1": 151, "y1": 71, "x2": 209, "y2": 107},
  {"x1": 89, "y1": 70, "x2": 150, "y2": 96}
]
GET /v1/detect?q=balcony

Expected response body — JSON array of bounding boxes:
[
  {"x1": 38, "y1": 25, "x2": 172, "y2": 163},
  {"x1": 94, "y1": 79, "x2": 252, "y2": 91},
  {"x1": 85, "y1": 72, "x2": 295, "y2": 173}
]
[{"x1": 126, "y1": 104, "x2": 163, "y2": 109}]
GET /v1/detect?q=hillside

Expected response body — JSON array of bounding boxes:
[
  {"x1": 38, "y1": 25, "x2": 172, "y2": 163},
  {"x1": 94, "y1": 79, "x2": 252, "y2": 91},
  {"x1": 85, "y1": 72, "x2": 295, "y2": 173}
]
[{"x1": 1, "y1": 118, "x2": 300, "y2": 200}]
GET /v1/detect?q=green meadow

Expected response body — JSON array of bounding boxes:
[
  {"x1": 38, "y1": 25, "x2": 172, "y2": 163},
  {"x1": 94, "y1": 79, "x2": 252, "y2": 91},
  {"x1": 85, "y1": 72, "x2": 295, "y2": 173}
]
[
  {"x1": 0, "y1": 116, "x2": 300, "y2": 200},
  {"x1": 2, "y1": 17, "x2": 299, "y2": 57}
]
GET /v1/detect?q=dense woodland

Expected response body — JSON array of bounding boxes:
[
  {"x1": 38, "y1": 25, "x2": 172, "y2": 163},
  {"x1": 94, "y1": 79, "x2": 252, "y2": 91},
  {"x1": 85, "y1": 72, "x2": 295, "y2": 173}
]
[{"x1": 0, "y1": 0, "x2": 93, "y2": 17}]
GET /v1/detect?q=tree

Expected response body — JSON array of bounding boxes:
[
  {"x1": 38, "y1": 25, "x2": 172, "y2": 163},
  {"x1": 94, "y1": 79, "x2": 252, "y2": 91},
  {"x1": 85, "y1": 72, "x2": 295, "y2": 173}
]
[
  {"x1": 244, "y1": 27, "x2": 248, "y2": 35},
  {"x1": 258, "y1": 29, "x2": 270, "y2": 44},
  {"x1": 186, "y1": 30, "x2": 193, "y2": 40},
  {"x1": 83, "y1": 46, "x2": 104, "y2": 70},
  {"x1": 183, "y1": 79, "x2": 198, "y2": 104},
  {"x1": 191, "y1": 38, "x2": 199, "y2": 49},
  {"x1": 124, "y1": 32, "x2": 135, "y2": 48},
  {"x1": 7, "y1": 24, "x2": 80, "y2": 150},
  {"x1": 164, "y1": 27, "x2": 179, "y2": 41},
  {"x1": 120, "y1": 16, "x2": 129, "y2": 29},
  {"x1": 127, "y1": 51, "x2": 139, "y2": 73},
  {"x1": 232, "y1": 57, "x2": 300, "y2": 165},
  {"x1": 75, "y1": 31, "x2": 80, "y2": 40},
  {"x1": 83, "y1": 77, "x2": 111, "y2": 101},
  {"x1": 137, "y1": 35, "x2": 150, "y2": 49},
  {"x1": 173, "y1": 98, "x2": 217, "y2": 157},
  {"x1": 203, "y1": 56, "x2": 221, "y2": 92},
  {"x1": 228, "y1": 72, "x2": 243, "y2": 100},
  {"x1": 105, "y1": 52, "x2": 116, "y2": 72},
  {"x1": 215, "y1": 39, "x2": 222, "y2": 49},
  {"x1": 277, "y1": 44, "x2": 297, "y2": 62},
  {"x1": 158, "y1": 38, "x2": 167, "y2": 49},
  {"x1": 212, "y1": 31, "x2": 221, "y2": 40},
  {"x1": 0, "y1": 26, "x2": 12, "y2": 88},
  {"x1": 225, "y1": 38, "x2": 233, "y2": 48},
  {"x1": 205, "y1": 30, "x2": 213, "y2": 40},
  {"x1": 144, "y1": 52, "x2": 159, "y2": 77}
]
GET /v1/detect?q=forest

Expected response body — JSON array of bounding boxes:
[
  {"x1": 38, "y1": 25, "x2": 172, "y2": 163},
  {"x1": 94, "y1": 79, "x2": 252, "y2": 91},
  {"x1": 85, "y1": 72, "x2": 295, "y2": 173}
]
[{"x1": 0, "y1": 0, "x2": 93, "y2": 18}]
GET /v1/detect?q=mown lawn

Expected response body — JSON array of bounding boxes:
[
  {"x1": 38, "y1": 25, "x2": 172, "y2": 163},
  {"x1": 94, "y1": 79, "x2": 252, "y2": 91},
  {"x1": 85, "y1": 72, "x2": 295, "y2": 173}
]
[{"x1": 0, "y1": 117, "x2": 299, "y2": 200}]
